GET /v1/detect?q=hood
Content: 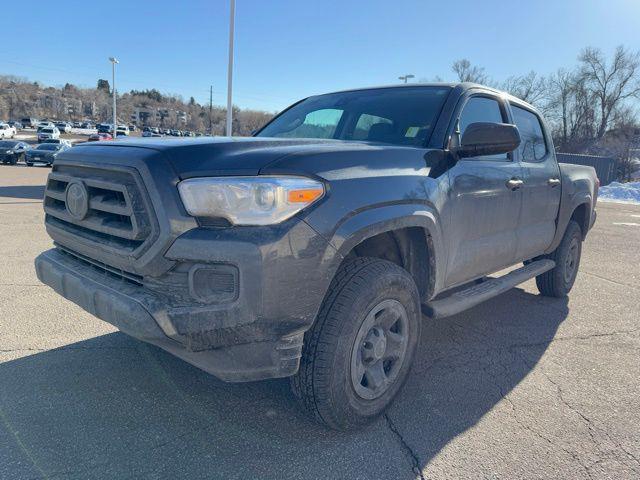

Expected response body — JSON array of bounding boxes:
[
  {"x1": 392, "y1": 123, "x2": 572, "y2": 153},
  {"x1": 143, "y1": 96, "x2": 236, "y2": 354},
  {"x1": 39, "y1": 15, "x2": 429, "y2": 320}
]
[{"x1": 74, "y1": 136, "x2": 381, "y2": 178}]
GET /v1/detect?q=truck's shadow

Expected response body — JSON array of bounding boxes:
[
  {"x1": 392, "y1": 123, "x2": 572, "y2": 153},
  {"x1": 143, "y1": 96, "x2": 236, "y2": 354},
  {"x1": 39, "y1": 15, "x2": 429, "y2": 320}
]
[{"x1": 0, "y1": 287, "x2": 568, "y2": 479}]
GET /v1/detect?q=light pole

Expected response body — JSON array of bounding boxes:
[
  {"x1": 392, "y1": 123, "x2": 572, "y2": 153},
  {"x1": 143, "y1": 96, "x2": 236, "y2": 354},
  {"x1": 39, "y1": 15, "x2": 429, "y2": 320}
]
[
  {"x1": 398, "y1": 74, "x2": 414, "y2": 83},
  {"x1": 109, "y1": 57, "x2": 119, "y2": 136},
  {"x1": 226, "y1": 0, "x2": 235, "y2": 137}
]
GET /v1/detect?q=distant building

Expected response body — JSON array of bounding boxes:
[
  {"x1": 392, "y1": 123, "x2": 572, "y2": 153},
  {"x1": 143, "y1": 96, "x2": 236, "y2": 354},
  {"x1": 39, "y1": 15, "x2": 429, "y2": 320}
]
[{"x1": 131, "y1": 107, "x2": 188, "y2": 126}]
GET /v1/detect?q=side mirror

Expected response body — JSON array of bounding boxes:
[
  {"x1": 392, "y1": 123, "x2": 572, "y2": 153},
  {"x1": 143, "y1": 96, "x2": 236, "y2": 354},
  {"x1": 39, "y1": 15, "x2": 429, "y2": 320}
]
[{"x1": 455, "y1": 122, "x2": 520, "y2": 158}]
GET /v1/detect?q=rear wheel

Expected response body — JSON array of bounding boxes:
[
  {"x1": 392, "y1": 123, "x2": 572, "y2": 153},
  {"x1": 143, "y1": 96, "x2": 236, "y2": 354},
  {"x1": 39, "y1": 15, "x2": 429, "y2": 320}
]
[
  {"x1": 291, "y1": 257, "x2": 421, "y2": 430},
  {"x1": 535, "y1": 220, "x2": 583, "y2": 297}
]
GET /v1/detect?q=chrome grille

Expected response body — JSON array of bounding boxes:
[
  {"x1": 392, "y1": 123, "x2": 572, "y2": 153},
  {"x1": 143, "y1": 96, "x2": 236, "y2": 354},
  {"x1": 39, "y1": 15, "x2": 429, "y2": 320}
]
[{"x1": 43, "y1": 164, "x2": 155, "y2": 254}]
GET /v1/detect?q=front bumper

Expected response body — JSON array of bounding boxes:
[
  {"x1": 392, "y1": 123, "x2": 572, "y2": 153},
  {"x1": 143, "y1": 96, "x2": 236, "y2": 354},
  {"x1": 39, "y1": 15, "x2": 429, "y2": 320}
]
[{"x1": 35, "y1": 248, "x2": 306, "y2": 382}]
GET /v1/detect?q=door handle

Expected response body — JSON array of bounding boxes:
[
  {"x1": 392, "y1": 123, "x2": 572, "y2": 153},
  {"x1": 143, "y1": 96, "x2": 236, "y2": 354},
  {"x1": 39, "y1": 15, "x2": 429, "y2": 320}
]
[
  {"x1": 505, "y1": 178, "x2": 524, "y2": 191},
  {"x1": 548, "y1": 178, "x2": 561, "y2": 187}
]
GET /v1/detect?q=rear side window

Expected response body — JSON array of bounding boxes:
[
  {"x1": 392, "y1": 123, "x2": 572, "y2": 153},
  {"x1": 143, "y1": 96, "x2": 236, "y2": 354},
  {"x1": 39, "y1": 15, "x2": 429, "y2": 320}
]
[
  {"x1": 458, "y1": 96, "x2": 507, "y2": 160},
  {"x1": 510, "y1": 105, "x2": 547, "y2": 162}
]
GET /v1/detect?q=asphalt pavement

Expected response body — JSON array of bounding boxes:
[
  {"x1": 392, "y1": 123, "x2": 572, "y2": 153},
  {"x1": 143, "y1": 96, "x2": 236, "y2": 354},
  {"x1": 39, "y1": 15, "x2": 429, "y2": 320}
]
[{"x1": 0, "y1": 164, "x2": 638, "y2": 479}]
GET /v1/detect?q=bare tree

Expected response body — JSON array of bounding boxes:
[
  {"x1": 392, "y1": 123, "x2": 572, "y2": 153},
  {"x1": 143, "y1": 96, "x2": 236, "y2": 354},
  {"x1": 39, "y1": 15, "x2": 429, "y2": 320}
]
[
  {"x1": 500, "y1": 71, "x2": 547, "y2": 107},
  {"x1": 452, "y1": 59, "x2": 488, "y2": 84},
  {"x1": 579, "y1": 45, "x2": 640, "y2": 138}
]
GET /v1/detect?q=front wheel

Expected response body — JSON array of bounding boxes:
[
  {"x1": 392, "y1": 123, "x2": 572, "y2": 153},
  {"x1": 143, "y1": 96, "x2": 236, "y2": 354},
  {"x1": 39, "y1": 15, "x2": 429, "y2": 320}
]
[
  {"x1": 291, "y1": 257, "x2": 421, "y2": 430},
  {"x1": 535, "y1": 220, "x2": 583, "y2": 297}
]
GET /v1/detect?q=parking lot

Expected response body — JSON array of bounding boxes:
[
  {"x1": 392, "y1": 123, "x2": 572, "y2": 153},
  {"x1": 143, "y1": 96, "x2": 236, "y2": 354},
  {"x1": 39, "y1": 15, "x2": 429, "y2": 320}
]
[{"x1": 0, "y1": 164, "x2": 638, "y2": 479}]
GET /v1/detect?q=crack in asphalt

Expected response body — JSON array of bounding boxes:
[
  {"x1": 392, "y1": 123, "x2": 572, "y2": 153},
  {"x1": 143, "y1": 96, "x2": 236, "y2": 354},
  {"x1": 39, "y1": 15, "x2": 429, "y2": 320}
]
[
  {"x1": 480, "y1": 354, "x2": 597, "y2": 480},
  {"x1": 514, "y1": 351, "x2": 640, "y2": 476},
  {"x1": 384, "y1": 413, "x2": 426, "y2": 480},
  {"x1": 509, "y1": 328, "x2": 640, "y2": 350},
  {"x1": 581, "y1": 270, "x2": 639, "y2": 290}
]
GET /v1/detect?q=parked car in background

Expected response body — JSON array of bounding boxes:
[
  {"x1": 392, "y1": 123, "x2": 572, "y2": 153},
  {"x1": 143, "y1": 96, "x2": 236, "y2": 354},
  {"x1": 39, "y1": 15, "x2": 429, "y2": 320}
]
[
  {"x1": 87, "y1": 133, "x2": 113, "y2": 142},
  {"x1": 162, "y1": 128, "x2": 171, "y2": 135},
  {"x1": 97, "y1": 124, "x2": 113, "y2": 134},
  {"x1": 8, "y1": 121, "x2": 24, "y2": 130},
  {"x1": 21, "y1": 118, "x2": 38, "y2": 128},
  {"x1": 41, "y1": 138, "x2": 73, "y2": 147},
  {"x1": 55, "y1": 122, "x2": 71, "y2": 134},
  {"x1": 37, "y1": 126, "x2": 60, "y2": 142},
  {"x1": 72, "y1": 121, "x2": 82, "y2": 128},
  {"x1": 128, "y1": 124, "x2": 137, "y2": 132},
  {"x1": 169, "y1": 129, "x2": 182, "y2": 136},
  {"x1": 116, "y1": 125, "x2": 130, "y2": 136},
  {"x1": 37, "y1": 121, "x2": 55, "y2": 130},
  {"x1": 0, "y1": 123, "x2": 17, "y2": 139},
  {"x1": 141, "y1": 130, "x2": 153, "y2": 137},
  {"x1": 0, "y1": 140, "x2": 30, "y2": 164},
  {"x1": 81, "y1": 122, "x2": 93, "y2": 129},
  {"x1": 25, "y1": 142, "x2": 70, "y2": 166}
]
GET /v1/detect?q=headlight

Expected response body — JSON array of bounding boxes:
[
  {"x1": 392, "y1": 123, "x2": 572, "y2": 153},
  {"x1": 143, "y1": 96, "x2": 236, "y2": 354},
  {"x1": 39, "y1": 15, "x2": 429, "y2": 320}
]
[{"x1": 177, "y1": 176, "x2": 325, "y2": 225}]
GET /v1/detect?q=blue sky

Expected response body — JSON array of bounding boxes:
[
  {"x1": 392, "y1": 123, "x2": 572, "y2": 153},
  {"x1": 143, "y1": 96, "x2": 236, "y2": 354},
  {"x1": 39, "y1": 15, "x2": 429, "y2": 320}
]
[{"x1": 2, "y1": 0, "x2": 639, "y2": 112}]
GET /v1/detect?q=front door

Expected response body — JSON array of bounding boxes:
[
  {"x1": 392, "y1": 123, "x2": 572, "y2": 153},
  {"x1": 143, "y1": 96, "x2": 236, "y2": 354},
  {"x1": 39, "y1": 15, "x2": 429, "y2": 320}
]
[{"x1": 444, "y1": 95, "x2": 524, "y2": 287}]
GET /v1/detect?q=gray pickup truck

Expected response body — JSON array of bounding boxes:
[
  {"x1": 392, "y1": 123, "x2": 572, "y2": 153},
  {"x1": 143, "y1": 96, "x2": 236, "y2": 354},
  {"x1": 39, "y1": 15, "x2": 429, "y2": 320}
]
[{"x1": 35, "y1": 83, "x2": 598, "y2": 430}]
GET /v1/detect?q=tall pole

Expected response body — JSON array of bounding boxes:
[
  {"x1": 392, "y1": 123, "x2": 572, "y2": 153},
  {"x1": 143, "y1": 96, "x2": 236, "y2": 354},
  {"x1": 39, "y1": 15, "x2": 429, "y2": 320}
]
[
  {"x1": 209, "y1": 85, "x2": 213, "y2": 135},
  {"x1": 109, "y1": 57, "x2": 119, "y2": 136},
  {"x1": 226, "y1": 0, "x2": 235, "y2": 137}
]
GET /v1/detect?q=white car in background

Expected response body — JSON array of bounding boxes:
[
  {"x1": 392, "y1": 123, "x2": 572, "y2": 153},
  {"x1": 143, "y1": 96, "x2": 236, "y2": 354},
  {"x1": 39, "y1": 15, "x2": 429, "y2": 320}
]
[
  {"x1": 37, "y1": 121, "x2": 55, "y2": 129},
  {"x1": 55, "y1": 122, "x2": 71, "y2": 134},
  {"x1": 41, "y1": 138, "x2": 73, "y2": 147},
  {"x1": 116, "y1": 125, "x2": 130, "y2": 136},
  {"x1": 37, "y1": 127, "x2": 60, "y2": 143},
  {"x1": 0, "y1": 123, "x2": 17, "y2": 139}
]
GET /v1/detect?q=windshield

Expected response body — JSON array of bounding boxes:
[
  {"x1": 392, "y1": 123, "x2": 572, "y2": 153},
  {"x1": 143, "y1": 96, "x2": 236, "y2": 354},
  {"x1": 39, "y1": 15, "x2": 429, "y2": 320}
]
[
  {"x1": 0, "y1": 141, "x2": 19, "y2": 148},
  {"x1": 37, "y1": 144, "x2": 61, "y2": 151},
  {"x1": 257, "y1": 86, "x2": 451, "y2": 147}
]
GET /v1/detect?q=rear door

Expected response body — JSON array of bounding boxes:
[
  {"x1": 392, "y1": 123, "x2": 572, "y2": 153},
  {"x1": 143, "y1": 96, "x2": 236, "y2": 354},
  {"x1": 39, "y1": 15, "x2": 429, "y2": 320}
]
[
  {"x1": 444, "y1": 94, "x2": 524, "y2": 287},
  {"x1": 508, "y1": 103, "x2": 561, "y2": 261}
]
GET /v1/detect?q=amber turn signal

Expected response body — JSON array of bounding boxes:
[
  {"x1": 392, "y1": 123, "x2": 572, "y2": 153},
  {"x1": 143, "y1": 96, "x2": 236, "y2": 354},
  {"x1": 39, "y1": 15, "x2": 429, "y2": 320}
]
[{"x1": 288, "y1": 188, "x2": 324, "y2": 203}]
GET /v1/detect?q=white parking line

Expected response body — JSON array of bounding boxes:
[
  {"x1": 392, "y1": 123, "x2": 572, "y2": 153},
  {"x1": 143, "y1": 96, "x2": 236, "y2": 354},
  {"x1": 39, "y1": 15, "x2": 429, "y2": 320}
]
[{"x1": 613, "y1": 222, "x2": 640, "y2": 226}]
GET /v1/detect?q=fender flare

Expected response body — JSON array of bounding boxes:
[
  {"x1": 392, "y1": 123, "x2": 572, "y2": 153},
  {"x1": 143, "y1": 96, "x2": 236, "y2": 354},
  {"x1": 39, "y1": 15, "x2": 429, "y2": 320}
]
[
  {"x1": 320, "y1": 203, "x2": 447, "y2": 298},
  {"x1": 546, "y1": 191, "x2": 593, "y2": 254}
]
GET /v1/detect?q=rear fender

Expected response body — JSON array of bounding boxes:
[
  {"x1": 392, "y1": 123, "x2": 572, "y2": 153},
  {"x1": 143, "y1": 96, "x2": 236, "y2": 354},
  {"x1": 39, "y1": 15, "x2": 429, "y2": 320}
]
[{"x1": 545, "y1": 173, "x2": 594, "y2": 253}]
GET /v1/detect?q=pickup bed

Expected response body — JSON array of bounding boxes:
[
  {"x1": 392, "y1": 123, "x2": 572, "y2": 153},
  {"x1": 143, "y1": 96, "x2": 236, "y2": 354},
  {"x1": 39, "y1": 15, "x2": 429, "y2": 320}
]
[{"x1": 35, "y1": 83, "x2": 598, "y2": 429}]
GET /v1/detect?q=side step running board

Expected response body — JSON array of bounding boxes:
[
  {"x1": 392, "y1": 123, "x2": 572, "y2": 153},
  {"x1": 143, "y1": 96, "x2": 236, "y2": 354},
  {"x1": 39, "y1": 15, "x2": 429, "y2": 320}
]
[{"x1": 422, "y1": 259, "x2": 555, "y2": 319}]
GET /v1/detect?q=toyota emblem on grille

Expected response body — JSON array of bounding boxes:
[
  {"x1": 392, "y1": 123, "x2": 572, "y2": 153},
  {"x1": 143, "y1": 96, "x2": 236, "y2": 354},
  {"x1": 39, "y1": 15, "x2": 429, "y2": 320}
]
[{"x1": 65, "y1": 181, "x2": 89, "y2": 220}]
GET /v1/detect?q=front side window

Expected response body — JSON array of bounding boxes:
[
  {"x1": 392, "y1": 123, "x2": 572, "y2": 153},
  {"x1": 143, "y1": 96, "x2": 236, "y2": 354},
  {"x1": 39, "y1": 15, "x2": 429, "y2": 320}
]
[
  {"x1": 458, "y1": 96, "x2": 507, "y2": 160},
  {"x1": 510, "y1": 104, "x2": 547, "y2": 162},
  {"x1": 257, "y1": 86, "x2": 451, "y2": 147}
]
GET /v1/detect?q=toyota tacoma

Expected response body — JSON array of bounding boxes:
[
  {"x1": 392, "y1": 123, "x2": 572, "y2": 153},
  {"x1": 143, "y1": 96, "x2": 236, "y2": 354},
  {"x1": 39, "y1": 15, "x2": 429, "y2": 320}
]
[{"x1": 35, "y1": 83, "x2": 598, "y2": 429}]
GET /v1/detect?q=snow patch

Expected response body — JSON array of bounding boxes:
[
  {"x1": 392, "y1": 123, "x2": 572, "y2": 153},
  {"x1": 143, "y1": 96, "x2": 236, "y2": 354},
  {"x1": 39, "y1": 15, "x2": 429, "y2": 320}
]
[{"x1": 598, "y1": 181, "x2": 640, "y2": 205}]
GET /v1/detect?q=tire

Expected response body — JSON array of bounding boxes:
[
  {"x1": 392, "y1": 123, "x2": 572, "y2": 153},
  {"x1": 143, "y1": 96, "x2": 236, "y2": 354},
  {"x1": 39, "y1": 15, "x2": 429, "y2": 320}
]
[
  {"x1": 25, "y1": 162, "x2": 33, "y2": 167},
  {"x1": 535, "y1": 220, "x2": 583, "y2": 297},
  {"x1": 291, "y1": 257, "x2": 422, "y2": 430}
]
